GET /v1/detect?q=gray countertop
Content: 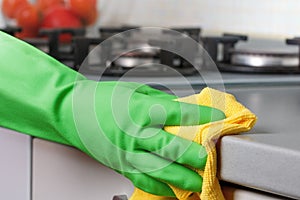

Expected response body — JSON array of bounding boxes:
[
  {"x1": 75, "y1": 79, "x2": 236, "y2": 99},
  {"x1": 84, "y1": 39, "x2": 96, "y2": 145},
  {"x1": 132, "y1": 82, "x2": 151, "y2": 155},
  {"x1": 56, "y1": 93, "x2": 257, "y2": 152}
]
[{"x1": 217, "y1": 86, "x2": 300, "y2": 199}]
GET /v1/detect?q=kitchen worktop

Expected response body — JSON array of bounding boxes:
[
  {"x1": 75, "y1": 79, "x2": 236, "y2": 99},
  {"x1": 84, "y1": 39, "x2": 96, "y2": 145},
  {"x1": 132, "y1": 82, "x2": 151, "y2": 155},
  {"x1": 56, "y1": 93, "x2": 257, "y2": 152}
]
[{"x1": 218, "y1": 86, "x2": 300, "y2": 199}]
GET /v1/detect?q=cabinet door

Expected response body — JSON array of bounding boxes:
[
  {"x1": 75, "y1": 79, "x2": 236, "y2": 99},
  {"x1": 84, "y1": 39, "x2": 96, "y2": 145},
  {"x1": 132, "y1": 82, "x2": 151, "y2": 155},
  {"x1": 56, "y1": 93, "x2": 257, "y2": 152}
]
[
  {"x1": 0, "y1": 127, "x2": 31, "y2": 200},
  {"x1": 32, "y1": 139, "x2": 134, "y2": 200}
]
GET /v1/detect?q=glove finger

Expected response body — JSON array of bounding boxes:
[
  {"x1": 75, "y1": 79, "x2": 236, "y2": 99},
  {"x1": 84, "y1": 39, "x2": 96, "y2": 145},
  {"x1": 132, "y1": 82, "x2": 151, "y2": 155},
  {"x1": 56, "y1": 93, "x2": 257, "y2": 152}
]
[
  {"x1": 109, "y1": 82, "x2": 225, "y2": 126},
  {"x1": 127, "y1": 151, "x2": 203, "y2": 192},
  {"x1": 133, "y1": 93, "x2": 225, "y2": 126},
  {"x1": 137, "y1": 128, "x2": 207, "y2": 169},
  {"x1": 159, "y1": 99, "x2": 225, "y2": 125},
  {"x1": 122, "y1": 171, "x2": 175, "y2": 197}
]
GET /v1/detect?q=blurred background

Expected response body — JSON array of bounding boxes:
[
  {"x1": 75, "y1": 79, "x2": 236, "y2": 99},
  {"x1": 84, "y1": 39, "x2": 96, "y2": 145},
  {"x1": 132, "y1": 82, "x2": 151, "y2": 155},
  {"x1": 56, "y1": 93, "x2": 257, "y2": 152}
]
[{"x1": 1, "y1": 0, "x2": 300, "y2": 39}]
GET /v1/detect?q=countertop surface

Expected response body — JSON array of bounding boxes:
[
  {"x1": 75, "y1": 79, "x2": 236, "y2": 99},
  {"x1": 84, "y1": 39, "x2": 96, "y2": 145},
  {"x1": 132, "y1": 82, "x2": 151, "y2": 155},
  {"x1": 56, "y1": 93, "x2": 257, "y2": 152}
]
[{"x1": 219, "y1": 86, "x2": 300, "y2": 199}]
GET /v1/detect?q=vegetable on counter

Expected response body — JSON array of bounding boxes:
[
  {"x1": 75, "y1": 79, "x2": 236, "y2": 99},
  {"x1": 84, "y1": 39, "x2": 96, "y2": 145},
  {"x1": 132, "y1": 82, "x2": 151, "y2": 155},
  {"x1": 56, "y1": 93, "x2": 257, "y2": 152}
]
[{"x1": 1, "y1": 0, "x2": 98, "y2": 39}]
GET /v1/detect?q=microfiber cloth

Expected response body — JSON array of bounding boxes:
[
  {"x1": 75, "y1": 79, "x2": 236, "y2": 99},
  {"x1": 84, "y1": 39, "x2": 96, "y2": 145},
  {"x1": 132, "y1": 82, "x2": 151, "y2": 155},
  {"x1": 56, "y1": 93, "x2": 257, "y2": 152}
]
[{"x1": 129, "y1": 87, "x2": 257, "y2": 200}]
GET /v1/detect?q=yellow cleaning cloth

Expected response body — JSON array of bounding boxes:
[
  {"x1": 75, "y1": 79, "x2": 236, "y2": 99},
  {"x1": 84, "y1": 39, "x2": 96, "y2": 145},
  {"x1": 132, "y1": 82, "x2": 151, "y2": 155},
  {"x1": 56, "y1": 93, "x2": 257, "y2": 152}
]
[{"x1": 129, "y1": 87, "x2": 257, "y2": 200}]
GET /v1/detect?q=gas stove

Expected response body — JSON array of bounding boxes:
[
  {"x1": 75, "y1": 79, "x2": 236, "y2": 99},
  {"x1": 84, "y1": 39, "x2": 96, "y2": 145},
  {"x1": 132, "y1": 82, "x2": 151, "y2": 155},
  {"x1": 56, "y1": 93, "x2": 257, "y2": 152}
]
[
  {"x1": 3, "y1": 26, "x2": 300, "y2": 77},
  {"x1": 2, "y1": 25, "x2": 300, "y2": 94},
  {"x1": 73, "y1": 27, "x2": 300, "y2": 76}
]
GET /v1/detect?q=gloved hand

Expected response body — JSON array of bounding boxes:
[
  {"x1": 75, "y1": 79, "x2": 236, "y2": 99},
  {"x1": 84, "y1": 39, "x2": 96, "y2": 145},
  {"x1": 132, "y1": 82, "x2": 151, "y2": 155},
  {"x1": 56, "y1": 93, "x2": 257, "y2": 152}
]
[{"x1": 0, "y1": 31, "x2": 225, "y2": 197}]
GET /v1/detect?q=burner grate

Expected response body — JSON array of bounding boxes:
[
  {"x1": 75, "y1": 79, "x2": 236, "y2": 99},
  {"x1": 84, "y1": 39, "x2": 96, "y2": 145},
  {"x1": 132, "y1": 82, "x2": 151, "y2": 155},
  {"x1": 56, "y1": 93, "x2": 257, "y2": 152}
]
[
  {"x1": 72, "y1": 27, "x2": 202, "y2": 76},
  {"x1": 203, "y1": 33, "x2": 300, "y2": 73}
]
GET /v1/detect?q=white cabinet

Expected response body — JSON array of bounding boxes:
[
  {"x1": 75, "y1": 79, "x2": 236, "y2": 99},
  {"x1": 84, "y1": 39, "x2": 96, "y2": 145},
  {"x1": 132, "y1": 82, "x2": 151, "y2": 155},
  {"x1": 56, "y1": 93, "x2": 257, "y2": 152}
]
[
  {"x1": 0, "y1": 127, "x2": 31, "y2": 200},
  {"x1": 32, "y1": 138, "x2": 134, "y2": 200}
]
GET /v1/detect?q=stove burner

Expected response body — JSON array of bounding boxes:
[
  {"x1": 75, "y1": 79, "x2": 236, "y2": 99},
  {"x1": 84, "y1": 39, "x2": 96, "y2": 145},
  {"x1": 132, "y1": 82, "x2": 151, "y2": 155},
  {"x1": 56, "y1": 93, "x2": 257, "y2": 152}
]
[
  {"x1": 203, "y1": 33, "x2": 300, "y2": 73},
  {"x1": 113, "y1": 51, "x2": 159, "y2": 69},
  {"x1": 73, "y1": 27, "x2": 201, "y2": 76},
  {"x1": 230, "y1": 50, "x2": 298, "y2": 67},
  {"x1": 217, "y1": 62, "x2": 300, "y2": 73}
]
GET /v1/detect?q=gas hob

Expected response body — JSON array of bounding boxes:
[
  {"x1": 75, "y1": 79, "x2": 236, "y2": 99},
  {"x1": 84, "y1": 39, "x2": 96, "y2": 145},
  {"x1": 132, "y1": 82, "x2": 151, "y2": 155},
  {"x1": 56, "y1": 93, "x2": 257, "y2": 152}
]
[{"x1": 3, "y1": 26, "x2": 300, "y2": 77}]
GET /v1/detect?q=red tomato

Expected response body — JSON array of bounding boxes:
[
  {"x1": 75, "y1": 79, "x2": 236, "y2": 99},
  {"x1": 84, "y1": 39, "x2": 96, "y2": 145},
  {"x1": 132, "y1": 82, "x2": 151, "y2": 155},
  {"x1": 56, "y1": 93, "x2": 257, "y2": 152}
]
[
  {"x1": 1, "y1": 0, "x2": 29, "y2": 18},
  {"x1": 41, "y1": 6, "x2": 82, "y2": 28},
  {"x1": 41, "y1": 6, "x2": 83, "y2": 42},
  {"x1": 83, "y1": 8, "x2": 98, "y2": 26},
  {"x1": 16, "y1": 4, "x2": 40, "y2": 29},
  {"x1": 36, "y1": 0, "x2": 64, "y2": 11},
  {"x1": 68, "y1": 0, "x2": 96, "y2": 19}
]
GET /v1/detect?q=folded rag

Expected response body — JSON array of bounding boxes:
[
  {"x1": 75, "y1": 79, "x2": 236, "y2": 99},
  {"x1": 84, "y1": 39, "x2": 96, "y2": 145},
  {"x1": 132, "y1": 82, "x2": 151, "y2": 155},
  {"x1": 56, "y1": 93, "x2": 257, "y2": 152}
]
[{"x1": 129, "y1": 87, "x2": 257, "y2": 200}]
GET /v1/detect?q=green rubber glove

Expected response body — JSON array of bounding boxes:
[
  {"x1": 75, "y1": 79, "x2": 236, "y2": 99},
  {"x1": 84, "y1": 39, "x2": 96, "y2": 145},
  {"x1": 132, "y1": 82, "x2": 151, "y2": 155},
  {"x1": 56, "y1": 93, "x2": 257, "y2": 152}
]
[{"x1": 0, "y1": 31, "x2": 225, "y2": 197}]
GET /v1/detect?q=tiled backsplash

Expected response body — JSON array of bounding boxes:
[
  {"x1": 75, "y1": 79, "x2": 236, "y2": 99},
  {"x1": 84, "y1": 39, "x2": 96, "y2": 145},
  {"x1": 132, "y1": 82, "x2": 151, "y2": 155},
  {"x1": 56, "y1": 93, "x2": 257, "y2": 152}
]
[
  {"x1": 98, "y1": 0, "x2": 300, "y2": 39},
  {"x1": 1, "y1": 0, "x2": 299, "y2": 39}
]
